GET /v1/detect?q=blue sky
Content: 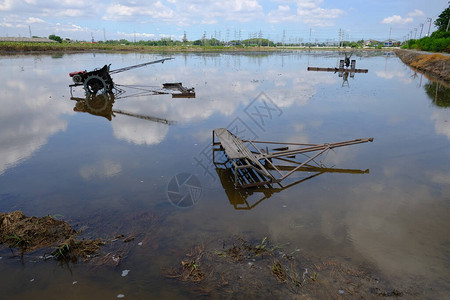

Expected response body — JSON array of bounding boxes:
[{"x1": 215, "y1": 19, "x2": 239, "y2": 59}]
[{"x1": 0, "y1": 0, "x2": 447, "y2": 42}]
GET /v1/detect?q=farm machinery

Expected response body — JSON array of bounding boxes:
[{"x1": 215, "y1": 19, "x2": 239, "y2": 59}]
[{"x1": 69, "y1": 58, "x2": 195, "y2": 98}]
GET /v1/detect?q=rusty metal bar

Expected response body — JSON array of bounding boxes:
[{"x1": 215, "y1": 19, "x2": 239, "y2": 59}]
[
  {"x1": 241, "y1": 139, "x2": 321, "y2": 146},
  {"x1": 265, "y1": 138, "x2": 373, "y2": 159},
  {"x1": 109, "y1": 58, "x2": 173, "y2": 74},
  {"x1": 280, "y1": 147, "x2": 330, "y2": 180},
  {"x1": 248, "y1": 141, "x2": 283, "y2": 177}
]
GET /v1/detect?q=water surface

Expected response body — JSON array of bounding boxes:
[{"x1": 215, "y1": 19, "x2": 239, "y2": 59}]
[{"x1": 0, "y1": 51, "x2": 449, "y2": 299}]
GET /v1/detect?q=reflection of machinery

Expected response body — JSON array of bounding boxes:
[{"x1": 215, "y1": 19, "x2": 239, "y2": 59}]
[
  {"x1": 69, "y1": 58, "x2": 195, "y2": 98},
  {"x1": 307, "y1": 52, "x2": 368, "y2": 88},
  {"x1": 71, "y1": 93, "x2": 175, "y2": 125},
  {"x1": 215, "y1": 164, "x2": 369, "y2": 210}
]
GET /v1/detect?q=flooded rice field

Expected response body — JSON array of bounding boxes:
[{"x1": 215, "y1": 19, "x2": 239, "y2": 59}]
[{"x1": 0, "y1": 51, "x2": 449, "y2": 299}]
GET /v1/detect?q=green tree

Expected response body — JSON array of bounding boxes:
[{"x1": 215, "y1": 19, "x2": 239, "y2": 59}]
[
  {"x1": 48, "y1": 34, "x2": 62, "y2": 43},
  {"x1": 424, "y1": 82, "x2": 450, "y2": 107},
  {"x1": 434, "y1": 7, "x2": 450, "y2": 31}
]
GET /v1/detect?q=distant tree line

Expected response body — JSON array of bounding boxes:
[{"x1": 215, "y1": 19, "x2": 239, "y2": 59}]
[{"x1": 44, "y1": 35, "x2": 393, "y2": 49}]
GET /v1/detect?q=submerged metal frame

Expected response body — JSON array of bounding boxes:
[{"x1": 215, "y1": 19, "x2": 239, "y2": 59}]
[{"x1": 212, "y1": 128, "x2": 373, "y2": 189}]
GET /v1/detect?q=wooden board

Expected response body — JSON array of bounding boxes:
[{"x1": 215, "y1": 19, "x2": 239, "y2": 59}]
[
  {"x1": 214, "y1": 128, "x2": 252, "y2": 159},
  {"x1": 214, "y1": 128, "x2": 272, "y2": 178}
]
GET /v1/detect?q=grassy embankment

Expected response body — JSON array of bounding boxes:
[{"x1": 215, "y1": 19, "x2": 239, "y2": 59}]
[
  {"x1": 0, "y1": 42, "x2": 284, "y2": 53},
  {"x1": 395, "y1": 49, "x2": 450, "y2": 84}
]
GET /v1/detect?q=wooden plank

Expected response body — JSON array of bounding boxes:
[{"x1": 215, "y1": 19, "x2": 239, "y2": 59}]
[
  {"x1": 214, "y1": 129, "x2": 273, "y2": 179},
  {"x1": 214, "y1": 128, "x2": 250, "y2": 159}
]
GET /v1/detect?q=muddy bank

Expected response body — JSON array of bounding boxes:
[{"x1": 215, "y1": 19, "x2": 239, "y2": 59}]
[
  {"x1": 395, "y1": 49, "x2": 450, "y2": 84},
  {"x1": 162, "y1": 236, "x2": 420, "y2": 299}
]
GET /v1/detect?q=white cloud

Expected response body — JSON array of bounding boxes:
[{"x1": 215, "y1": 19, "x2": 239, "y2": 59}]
[
  {"x1": 268, "y1": 0, "x2": 344, "y2": 26},
  {"x1": 26, "y1": 17, "x2": 45, "y2": 24},
  {"x1": 381, "y1": 9, "x2": 423, "y2": 25},
  {"x1": 117, "y1": 31, "x2": 156, "y2": 39},
  {"x1": 0, "y1": 0, "x2": 14, "y2": 10},
  {"x1": 431, "y1": 110, "x2": 450, "y2": 140},
  {"x1": 408, "y1": 9, "x2": 424, "y2": 17},
  {"x1": 296, "y1": 0, "x2": 322, "y2": 9},
  {"x1": 79, "y1": 159, "x2": 122, "y2": 180},
  {"x1": 381, "y1": 15, "x2": 413, "y2": 25},
  {"x1": 297, "y1": 6, "x2": 344, "y2": 27},
  {"x1": 267, "y1": 5, "x2": 297, "y2": 23},
  {"x1": 103, "y1": 2, "x2": 175, "y2": 21},
  {"x1": 111, "y1": 116, "x2": 170, "y2": 146},
  {"x1": 0, "y1": 74, "x2": 73, "y2": 175}
]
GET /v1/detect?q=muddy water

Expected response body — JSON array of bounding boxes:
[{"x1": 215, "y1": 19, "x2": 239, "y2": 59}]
[{"x1": 0, "y1": 51, "x2": 449, "y2": 299}]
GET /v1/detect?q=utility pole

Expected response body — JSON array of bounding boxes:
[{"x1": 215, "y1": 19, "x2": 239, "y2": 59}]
[
  {"x1": 258, "y1": 30, "x2": 262, "y2": 47},
  {"x1": 447, "y1": 1, "x2": 450, "y2": 31},
  {"x1": 427, "y1": 18, "x2": 432, "y2": 36},
  {"x1": 28, "y1": 25, "x2": 32, "y2": 38},
  {"x1": 419, "y1": 23, "x2": 424, "y2": 38},
  {"x1": 414, "y1": 28, "x2": 417, "y2": 39},
  {"x1": 308, "y1": 27, "x2": 311, "y2": 49},
  {"x1": 338, "y1": 28, "x2": 341, "y2": 48}
]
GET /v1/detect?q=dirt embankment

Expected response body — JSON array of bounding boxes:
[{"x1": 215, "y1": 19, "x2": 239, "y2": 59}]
[{"x1": 395, "y1": 49, "x2": 450, "y2": 83}]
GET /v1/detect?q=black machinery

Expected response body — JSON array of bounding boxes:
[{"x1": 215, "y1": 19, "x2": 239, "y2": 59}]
[{"x1": 69, "y1": 58, "x2": 195, "y2": 98}]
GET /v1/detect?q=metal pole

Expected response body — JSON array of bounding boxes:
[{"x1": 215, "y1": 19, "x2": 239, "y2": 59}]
[
  {"x1": 309, "y1": 27, "x2": 311, "y2": 49},
  {"x1": 427, "y1": 18, "x2": 432, "y2": 36},
  {"x1": 419, "y1": 23, "x2": 424, "y2": 38},
  {"x1": 448, "y1": 2, "x2": 450, "y2": 31}
]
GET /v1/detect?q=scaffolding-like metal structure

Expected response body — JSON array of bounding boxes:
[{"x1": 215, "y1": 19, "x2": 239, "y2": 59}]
[{"x1": 213, "y1": 128, "x2": 373, "y2": 189}]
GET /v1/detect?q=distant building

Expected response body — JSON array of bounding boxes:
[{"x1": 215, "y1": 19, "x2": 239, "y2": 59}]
[
  {"x1": 364, "y1": 40, "x2": 379, "y2": 47},
  {"x1": 382, "y1": 39, "x2": 400, "y2": 47},
  {"x1": 0, "y1": 37, "x2": 57, "y2": 43}
]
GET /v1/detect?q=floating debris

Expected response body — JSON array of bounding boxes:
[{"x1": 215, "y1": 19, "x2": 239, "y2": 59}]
[
  {"x1": 121, "y1": 270, "x2": 130, "y2": 277},
  {"x1": 0, "y1": 211, "x2": 106, "y2": 262},
  {"x1": 0, "y1": 211, "x2": 76, "y2": 253}
]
